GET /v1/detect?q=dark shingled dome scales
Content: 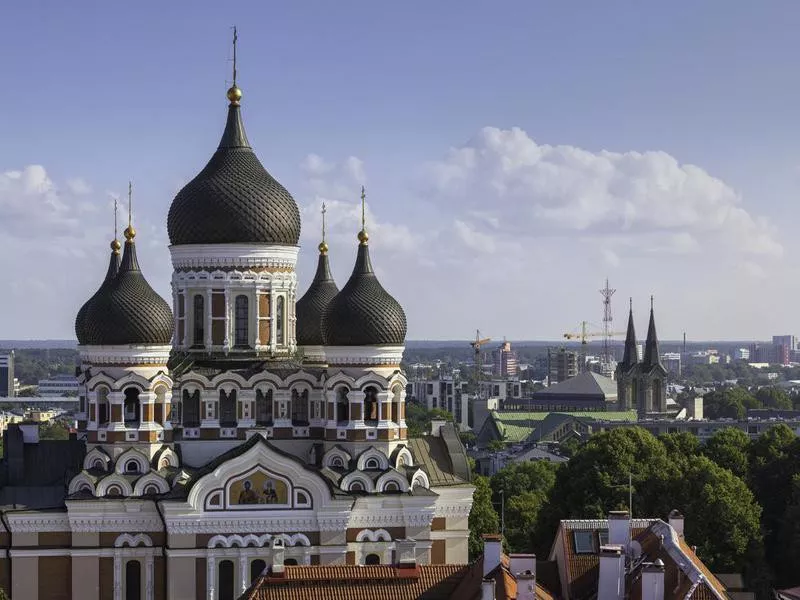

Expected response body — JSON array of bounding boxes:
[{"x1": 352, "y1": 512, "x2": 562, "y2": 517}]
[
  {"x1": 75, "y1": 247, "x2": 120, "y2": 344},
  {"x1": 167, "y1": 101, "x2": 301, "y2": 246},
  {"x1": 82, "y1": 239, "x2": 174, "y2": 346},
  {"x1": 296, "y1": 252, "x2": 339, "y2": 346},
  {"x1": 322, "y1": 244, "x2": 406, "y2": 346}
]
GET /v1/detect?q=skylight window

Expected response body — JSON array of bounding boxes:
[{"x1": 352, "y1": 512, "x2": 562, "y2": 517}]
[{"x1": 573, "y1": 530, "x2": 596, "y2": 554}]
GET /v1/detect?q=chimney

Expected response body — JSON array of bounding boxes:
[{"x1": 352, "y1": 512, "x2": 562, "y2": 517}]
[
  {"x1": 509, "y1": 554, "x2": 536, "y2": 578},
  {"x1": 598, "y1": 545, "x2": 625, "y2": 600},
  {"x1": 270, "y1": 537, "x2": 286, "y2": 576},
  {"x1": 482, "y1": 534, "x2": 503, "y2": 577},
  {"x1": 608, "y1": 510, "x2": 630, "y2": 547},
  {"x1": 641, "y1": 559, "x2": 665, "y2": 600},
  {"x1": 668, "y1": 509, "x2": 684, "y2": 539},
  {"x1": 5, "y1": 425, "x2": 24, "y2": 483},
  {"x1": 481, "y1": 579, "x2": 496, "y2": 600},
  {"x1": 516, "y1": 569, "x2": 537, "y2": 600},
  {"x1": 430, "y1": 419, "x2": 446, "y2": 436},
  {"x1": 19, "y1": 422, "x2": 39, "y2": 444},
  {"x1": 395, "y1": 538, "x2": 417, "y2": 569}
]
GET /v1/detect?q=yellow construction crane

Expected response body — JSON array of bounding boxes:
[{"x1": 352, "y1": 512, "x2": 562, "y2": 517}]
[
  {"x1": 470, "y1": 330, "x2": 491, "y2": 395},
  {"x1": 563, "y1": 321, "x2": 624, "y2": 345}
]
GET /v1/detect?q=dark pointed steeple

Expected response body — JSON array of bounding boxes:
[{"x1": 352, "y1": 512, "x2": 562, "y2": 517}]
[
  {"x1": 322, "y1": 187, "x2": 407, "y2": 346},
  {"x1": 642, "y1": 295, "x2": 662, "y2": 370},
  {"x1": 620, "y1": 298, "x2": 638, "y2": 370},
  {"x1": 83, "y1": 184, "x2": 174, "y2": 346},
  {"x1": 296, "y1": 204, "x2": 340, "y2": 346}
]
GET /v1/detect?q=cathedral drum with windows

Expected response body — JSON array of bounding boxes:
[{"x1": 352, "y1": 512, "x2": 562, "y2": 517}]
[{"x1": 0, "y1": 69, "x2": 474, "y2": 600}]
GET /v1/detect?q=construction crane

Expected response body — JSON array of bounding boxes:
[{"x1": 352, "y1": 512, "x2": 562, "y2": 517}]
[
  {"x1": 563, "y1": 322, "x2": 624, "y2": 372},
  {"x1": 470, "y1": 330, "x2": 491, "y2": 397}
]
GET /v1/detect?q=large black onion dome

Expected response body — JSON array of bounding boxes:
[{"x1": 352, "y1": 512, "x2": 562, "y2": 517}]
[
  {"x1": 75, "y1": 244, "x2": 120, "y2": 344},
  {"x1": 83, "y1": 236, "x2": 174, "y2": 346},
  {"x1": 296, "y1": 252, "x2": 339, "y2": 346},
  {"x1": 167, "y1": 98, "x2": 301, "y2": 245},
  {"x1": 322, "y1": 243, "x2": 407, "y2": 346}
]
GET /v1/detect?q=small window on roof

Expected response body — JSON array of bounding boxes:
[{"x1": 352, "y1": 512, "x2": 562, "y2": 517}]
[
  {"x1": 598, "y1": 530, "x2": 609, "y2": 547},
  {"x1": 573, "y1": 530, "x2": 595, "y2": 554}
]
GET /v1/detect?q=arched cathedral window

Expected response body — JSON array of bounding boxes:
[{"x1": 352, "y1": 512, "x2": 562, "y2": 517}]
[
  {"x1": 235, "y1": 295, "x2": 249, "y2": 347},
  {"x1": 182, "y1": 389, "x2": 200, "y2": 427},
  {"x1": 336, "y1": 387, "x2": 350, "y2": 424},
  {"x1": 219, "y1": 389, "x2": 237, "y2": 427},
  {"x1": 125, "y1": 560, "x2": 141, "y2": 600},
  {"x1": 97, "y1": 387, "x2": 109, "y2": 425},
  {"x1": 364, "y1": 387, "x2": 378, "y2": 423},
  {"x1": 291, "y1": 389, "x2": 309, "y2": 425},
  {"x1": 256, "y1": 389, "x2": 273, "y2": 425},
  {"x1": 193, "y1": 294, "x2": 205, "y2": 346},
  {"x1": 124, "y1": 388, "x2": 140, "y2": 425}
]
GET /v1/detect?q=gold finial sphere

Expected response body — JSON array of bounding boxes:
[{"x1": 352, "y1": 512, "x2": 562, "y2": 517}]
[
  {"x1": 110, "y1": 239, "x2": 121, "y2": 253},
  {"x1": 318, "y1": 241, "x2": 329, "y2": 254},
  {"x1": 227, "y1": 86, "x2": 242, "y2": 104},
  {"x1": 358, "y1": 229, "x2": 369, "y2": 244},
  {"x1": 124, "y1": 226, "x2": 136, "y2": 241}
]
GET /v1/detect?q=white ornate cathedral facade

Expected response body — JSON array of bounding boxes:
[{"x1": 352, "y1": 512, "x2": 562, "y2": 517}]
[{"x1": 0, "y1": 71, "x2": 474, "y2": 600}]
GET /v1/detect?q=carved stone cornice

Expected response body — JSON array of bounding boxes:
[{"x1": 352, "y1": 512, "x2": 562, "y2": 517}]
[{"x1": 165, "y1": 516, "x2": 318, "y2": 535}]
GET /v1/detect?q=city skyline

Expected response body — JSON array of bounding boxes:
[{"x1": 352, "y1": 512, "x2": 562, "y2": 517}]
[{"x1": 2, "y1": 2, "x2": 800, "y2": 340}]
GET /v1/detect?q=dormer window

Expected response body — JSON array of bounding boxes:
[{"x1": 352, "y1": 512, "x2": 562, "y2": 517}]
[{"x1": 573, "y1": 530, "x2": 596, "y2": 554}]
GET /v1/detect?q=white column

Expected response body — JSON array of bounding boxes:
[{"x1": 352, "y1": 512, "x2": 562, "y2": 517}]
[
  {"x1": 172, "y1": 284, "x2": 179, "y2": 348},
  {"x1": 145, "y1": 554, "x2": 154, "y2": 600},
  {"x1": 181, "y1": 287, "x2": 188, "y2": 347},
  {"x1": 240, "y1": 551, "x2": 249, "y2": 594},
  {"x1": 207, "y1": 553, "x2": 216, "y2": 600},
  {"x1": 113, "y1": 551, "x2": 122, "y2": 600},
  {"x1": 205, "y1": 287, "x2": 213, "y2": 348},
  {"x1": 223, "y1": 288, "x2": 231, "y2": 352},
  {"x1": 269, "y1": 292, "x2": 277, "y2": 350},
  {"x1": 254, "y1": 290, "x2": 261, "y2": 347}
]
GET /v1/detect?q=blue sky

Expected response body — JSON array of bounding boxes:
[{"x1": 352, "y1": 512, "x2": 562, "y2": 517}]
[{"x1": 2, "y1": 2, "x2": 800, "y2": 341}]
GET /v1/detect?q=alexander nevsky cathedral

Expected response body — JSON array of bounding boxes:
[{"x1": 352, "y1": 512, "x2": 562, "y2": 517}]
[{"x1": 0, "y1": 45, "x2": 474, "y2": 600}]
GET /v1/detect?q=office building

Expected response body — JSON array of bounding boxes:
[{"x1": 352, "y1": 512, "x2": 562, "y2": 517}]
[
  {"x1": 548, "y1": 348, "x2": 578, "y2": 384},
  {"x1": 0, "y1": 352, "x2": 14, "y2": 398},
  {"x1": 491, "y1": 341, "x2": 518, "y2": 377},
  {"x1": 37, "y1": 374, "x2": 80, "y2": 397}
]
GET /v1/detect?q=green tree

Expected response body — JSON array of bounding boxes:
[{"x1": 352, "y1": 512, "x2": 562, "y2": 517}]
[
  {"x1": 532, "y1": 427, "x2": 764, "y2": 578},
  {"x1": 405, "y1": 402, "x2": 453, "y2": 438},
  {"x1": 658, "y1": 432, "x2": 700, "y2": 466},
  {"x1": 703, "y1": 387, "x2": 756, "y2": 420},
  {"x1": 39, "y1": 421, "x2": 69, "y2": 440},
  {"x1": 673, "y1": 455, "x2": 763, "y2": 573},
  {"x1": 749, "y1": 425, "x2": 800, "y2": 587},
  {"x1": 487, "y1": 439, "x2": 506, "y2": 452},
  {"x1": 468, "y1": 475, "x2": 499, "y2": 559},
  {"x1": 491, "y1": 461, "x2": 559, "y2": 552},
  {"x1": 702, "y1": 427, "x2": 751, "y2": 480},
  {"x1": 532, "y1": 428, "x2": 678, "y2": 554},
  {"x1": 755, "y1": 387, "x2": 793, "y2": 410}
]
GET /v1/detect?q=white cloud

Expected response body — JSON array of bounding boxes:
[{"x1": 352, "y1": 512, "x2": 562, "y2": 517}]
[
  {"x1": 0, "y1": 165, "x2": 170, "y2": 339},
  {"x1": 66, "y1": 177, "x2": 92, "y2": 195},
  {"x1": 424, "y1": 127, "x2": 782, "y2": 259}
]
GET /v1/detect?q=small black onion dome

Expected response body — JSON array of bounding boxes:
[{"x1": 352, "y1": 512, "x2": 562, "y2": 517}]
[
  {"x1": 296, "y1": 250, "x2": 339, "y2": 346},
  {"x1": 167, "y1": 92, "x2": 301, "y2": 245},
  {"x1": 83, "y1": 231, "x2": 174, "y2": 346},
  {"x1": 75, "y1": 241, "x2": 121, "y2": 344},
  {"x1": 322, "y1": 242, "x2": 407, "y2": 346}
]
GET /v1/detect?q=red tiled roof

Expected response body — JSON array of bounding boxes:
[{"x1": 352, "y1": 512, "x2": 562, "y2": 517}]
[{"x1": 240, "y1": 564, "x2": 476, "y2": 600}]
